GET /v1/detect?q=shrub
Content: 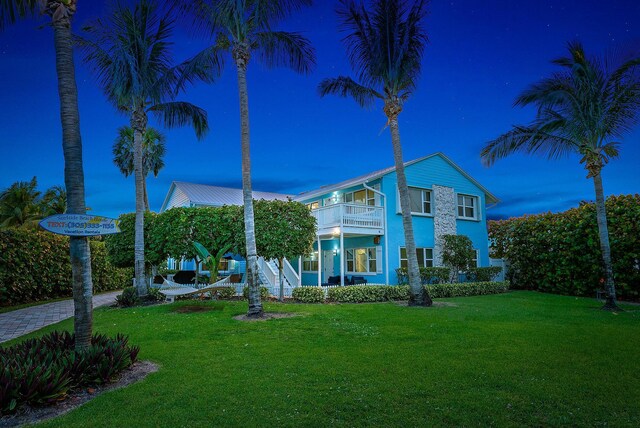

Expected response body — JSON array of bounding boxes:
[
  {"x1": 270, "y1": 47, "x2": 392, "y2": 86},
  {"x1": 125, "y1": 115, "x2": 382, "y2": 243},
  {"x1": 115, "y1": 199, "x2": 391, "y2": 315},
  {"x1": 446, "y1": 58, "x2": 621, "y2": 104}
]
[
  {"x1": 145, "y1": 287, "x2": 164, "y2": 302},
  {"x1": 441, "y1": 235, "x2": 475, "y2": 283},
  {"x1": 292, "y1": 286, "x2": 325, "y2": 303},
  {"x1": 466, "y1": 267, "x2": 502, "y2": 282},
  {"x1": 489, "y1": 195, "x2": 640, "y2": 300},
  {"x1": 216, "y1": 287, "x2": 237, "y2": 300},
  {"x1": 0, "y1": 331, "x2": 139, "y2": 416},
  {"x1": 242, "y1": 285, "x2": 270, "y2": 300},
  {"x1": 328, "y1": 286, "x2": 388, "y2": 303},
  {"x1": 427, "y1": 281, "x2": 509, "y2": 298},
  {"x1": 380, "y1": 285, "x2": 410, "y2": 300},
  {"x1": 116, "y1": 287, "x2": 140, "y2": 307},
  {"x1": 0, "y1": 229, "x2": 132, "y2": 306},
  {"x1": 396, "y1": 267, "x2": 454, "y2": 285}
]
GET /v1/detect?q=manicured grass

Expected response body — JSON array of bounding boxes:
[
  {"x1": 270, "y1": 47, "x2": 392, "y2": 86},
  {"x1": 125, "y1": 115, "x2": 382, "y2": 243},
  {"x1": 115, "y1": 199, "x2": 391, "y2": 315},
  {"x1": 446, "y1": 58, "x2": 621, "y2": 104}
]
[{"x1": 10, "y1": 291, "x2": 640, "y2": 427}]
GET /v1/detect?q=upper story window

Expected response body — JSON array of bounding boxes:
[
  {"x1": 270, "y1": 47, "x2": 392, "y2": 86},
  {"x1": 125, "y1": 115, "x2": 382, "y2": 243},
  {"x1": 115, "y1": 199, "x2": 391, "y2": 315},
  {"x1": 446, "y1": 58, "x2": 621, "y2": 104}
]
[
  {"x1": 343, "y1": 188, "x2": 377, "y2": 206},
  {"x1": 457, "y1": 194, "x2": 478, "y2": 220},
  {"x1": 306, "y1": 201, "x2": 319, "y2": 210},
  {"x1": 400, "y1": 247, "x2": 434, "y2": 268},
  {"x1": 408, "y1": 187, "x2": 432, "y2": 215}
]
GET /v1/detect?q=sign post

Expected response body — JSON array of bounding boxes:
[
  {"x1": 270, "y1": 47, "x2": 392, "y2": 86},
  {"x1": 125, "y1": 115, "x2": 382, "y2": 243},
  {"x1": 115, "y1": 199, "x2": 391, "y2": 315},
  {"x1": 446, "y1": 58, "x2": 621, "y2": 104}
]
[{"x1": 39, "y1": 214, "x2": 121, "y2": 237}]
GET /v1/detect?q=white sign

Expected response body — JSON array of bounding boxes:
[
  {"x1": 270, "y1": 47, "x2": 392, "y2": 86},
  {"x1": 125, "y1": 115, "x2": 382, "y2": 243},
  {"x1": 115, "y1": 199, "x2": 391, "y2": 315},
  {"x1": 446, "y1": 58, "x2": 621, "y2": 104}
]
[{"x1": 39, "y1": 214, "x2": 121, "y2": 237}]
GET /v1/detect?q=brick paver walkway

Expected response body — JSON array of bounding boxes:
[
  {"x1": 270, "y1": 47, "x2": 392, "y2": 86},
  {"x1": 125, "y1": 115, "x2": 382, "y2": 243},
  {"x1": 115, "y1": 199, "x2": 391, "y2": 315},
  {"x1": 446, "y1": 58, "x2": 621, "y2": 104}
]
[{"x1": 0, "y1": 291, "x2": 121, "y2": 343}]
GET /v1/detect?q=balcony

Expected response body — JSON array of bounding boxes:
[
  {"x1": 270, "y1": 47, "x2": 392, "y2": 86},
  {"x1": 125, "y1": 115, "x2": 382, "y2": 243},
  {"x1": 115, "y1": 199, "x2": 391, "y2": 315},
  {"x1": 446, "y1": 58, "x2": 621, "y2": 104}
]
[{"x1": 311, "y1": 203, "x2": 385, "y2": 237}]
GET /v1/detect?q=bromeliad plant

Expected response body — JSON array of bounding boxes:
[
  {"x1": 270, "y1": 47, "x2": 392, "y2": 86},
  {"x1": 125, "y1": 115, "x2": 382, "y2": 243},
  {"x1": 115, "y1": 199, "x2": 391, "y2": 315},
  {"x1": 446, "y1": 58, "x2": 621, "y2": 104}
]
[{"x1": 0, "y1": 331, "x2": 139, "y2": 416}]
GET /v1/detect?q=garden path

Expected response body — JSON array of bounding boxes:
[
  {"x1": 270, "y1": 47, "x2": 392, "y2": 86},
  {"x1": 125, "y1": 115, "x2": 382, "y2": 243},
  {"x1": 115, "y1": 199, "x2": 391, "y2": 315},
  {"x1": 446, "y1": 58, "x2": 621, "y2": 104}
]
[{"x1": 0, "y1": 291, "x2": 120, "y2": 343}]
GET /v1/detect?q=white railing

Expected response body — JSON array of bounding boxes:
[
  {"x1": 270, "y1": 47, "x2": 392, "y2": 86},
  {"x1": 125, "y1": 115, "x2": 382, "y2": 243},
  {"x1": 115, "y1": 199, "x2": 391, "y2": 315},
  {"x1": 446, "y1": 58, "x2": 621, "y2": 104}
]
[
  {"x1": 257, "y1": 256, "x2": 278, "y2": 288},
  {"x1": 312, "y1": 203, "x2": 384, "y2": 231},
  {"x1": 282, "y1": 258, "x2": 300, "y2": 287}
]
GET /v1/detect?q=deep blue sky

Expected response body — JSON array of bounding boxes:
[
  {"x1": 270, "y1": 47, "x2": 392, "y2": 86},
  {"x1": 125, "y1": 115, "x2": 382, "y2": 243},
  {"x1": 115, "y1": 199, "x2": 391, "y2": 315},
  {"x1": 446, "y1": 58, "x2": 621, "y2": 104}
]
[{"x1": 1, "y1": 0, "x2": 639, "y2": 220}]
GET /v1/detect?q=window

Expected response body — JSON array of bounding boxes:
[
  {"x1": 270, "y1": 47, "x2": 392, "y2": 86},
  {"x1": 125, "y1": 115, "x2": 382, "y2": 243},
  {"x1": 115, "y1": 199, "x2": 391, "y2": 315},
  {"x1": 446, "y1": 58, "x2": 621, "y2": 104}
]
[
  {"x1": 457, "y1": 194, "x2": 478, "y2": 219},
  {"x1": 471, "y1": 249, "x2": 479, "y2": 267},
  {"x1": 400, "y1": 247, "x2": 434, "y2": 268},
  {"x1": 306, "y1": 201, "x2": 319, "y2": 210},
  {"x1": 343, "y1": 188, "x2": 377, "y2": 206},
  {"x1": 302, "y1": 251, "x2": 318, "y2": 272},
  {"x1": 408, "y1": 187, "x2": 432, "y2": 215},
  {"x1": 346, "y1": 247, "x2": 377, "y2": 273}
]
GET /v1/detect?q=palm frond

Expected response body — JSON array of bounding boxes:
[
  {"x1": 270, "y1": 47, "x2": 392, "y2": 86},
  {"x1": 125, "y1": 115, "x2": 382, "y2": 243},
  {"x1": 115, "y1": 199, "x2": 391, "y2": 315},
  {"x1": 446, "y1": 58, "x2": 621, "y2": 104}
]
[
  {"x1": 148, "y1": 102, "x2": 209, "y2": 140},
  {"x1": 318, "y1": 76, "x2": 381, "y2": 108},
  {"x1": 254, "y1": 30, "x2": 315, "y2": 74},
  {"x1": 0, "y1": 0, "x2": 41, "y2": 30}
]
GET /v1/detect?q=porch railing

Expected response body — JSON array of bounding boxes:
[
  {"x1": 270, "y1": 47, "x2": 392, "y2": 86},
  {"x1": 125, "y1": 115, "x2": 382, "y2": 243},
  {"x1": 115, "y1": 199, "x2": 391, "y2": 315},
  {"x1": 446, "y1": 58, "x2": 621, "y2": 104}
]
[{"x1": 312, "y1": 203, "x2": 384, "y2": 232}]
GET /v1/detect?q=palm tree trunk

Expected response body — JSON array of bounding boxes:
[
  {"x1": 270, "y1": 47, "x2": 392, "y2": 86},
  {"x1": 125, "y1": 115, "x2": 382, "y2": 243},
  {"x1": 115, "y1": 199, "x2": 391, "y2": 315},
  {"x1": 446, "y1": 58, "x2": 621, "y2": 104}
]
[
  {"x1": 131, "y1": 108, "x2": 147, "y2": 297},
  {"x1": 386, "y1": 104, "x2": 432, "y2": 307},
  {"x1": 143, "y1": 177, "x2": 150, "y2": 211},
  {"x1": 52, "y1": 9, "x2": 93, "y2": 351},
  {"x1": 593, "y1": 172, "x2": 619, "y2": 310},
  {"x1": 234, "y1": 49, "x2": 263, "y2": 318}
]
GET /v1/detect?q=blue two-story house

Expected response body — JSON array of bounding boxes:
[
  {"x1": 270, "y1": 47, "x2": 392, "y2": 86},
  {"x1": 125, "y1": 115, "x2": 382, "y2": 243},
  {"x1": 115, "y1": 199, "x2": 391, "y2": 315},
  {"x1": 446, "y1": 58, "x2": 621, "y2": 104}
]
[
  {"x1": 292, "y1": 152, "x2": 498, "y2": 286},
  {"x1": 160, "y1": 152, "x2": 498, "y2": 289}
]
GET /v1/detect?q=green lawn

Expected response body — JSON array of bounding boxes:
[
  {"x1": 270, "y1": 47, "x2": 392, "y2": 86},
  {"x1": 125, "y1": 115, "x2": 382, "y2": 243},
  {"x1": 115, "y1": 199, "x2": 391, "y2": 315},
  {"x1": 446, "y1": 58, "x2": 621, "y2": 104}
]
[{"x1": 11, "y1": 291, "x2": 640, "y2": 427}]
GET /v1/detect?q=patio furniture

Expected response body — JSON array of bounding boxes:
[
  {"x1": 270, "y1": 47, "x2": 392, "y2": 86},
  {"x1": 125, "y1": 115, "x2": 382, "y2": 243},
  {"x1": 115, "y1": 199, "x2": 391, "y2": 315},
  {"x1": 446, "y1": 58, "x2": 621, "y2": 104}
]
[
  {"x1": 351, "y1": 276, "x2": 368, "y2": 285},
  {"x1": 322, "y1": 276, "x2": 341, "y2": 286}
]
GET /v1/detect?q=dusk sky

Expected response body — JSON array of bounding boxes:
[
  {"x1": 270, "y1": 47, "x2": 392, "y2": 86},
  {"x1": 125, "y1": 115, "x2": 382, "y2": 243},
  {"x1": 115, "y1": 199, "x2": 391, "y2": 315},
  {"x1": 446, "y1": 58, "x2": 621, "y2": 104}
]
[{"x1": 1, "y1": 0, "x2": 639, "y2": 220}]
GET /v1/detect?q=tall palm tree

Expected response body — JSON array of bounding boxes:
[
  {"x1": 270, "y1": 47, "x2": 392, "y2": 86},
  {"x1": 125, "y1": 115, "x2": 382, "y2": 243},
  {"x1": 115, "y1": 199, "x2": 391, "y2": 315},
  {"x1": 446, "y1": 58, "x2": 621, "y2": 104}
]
[
  {"x1": 318, "y1": 0, "x2": 432, "y2": 306},
  {"x1": 0, "y1": 177, "x2": 41, "y2": 228},
  {"x1": 113, "y1": 126, "x2": 166, "y2": 211},
  {"x1": 182, "y1": 0, "x2": 315, "y2": 317},
  {"x1": 79, "y1": 0, "x2": 211, "y2": 296},
  {"x1": 1, "y1": 0, "x2": 94, "y2": 350},
  {"x1": 481, "y1": 42, "x2": 640, "y2": 311}
]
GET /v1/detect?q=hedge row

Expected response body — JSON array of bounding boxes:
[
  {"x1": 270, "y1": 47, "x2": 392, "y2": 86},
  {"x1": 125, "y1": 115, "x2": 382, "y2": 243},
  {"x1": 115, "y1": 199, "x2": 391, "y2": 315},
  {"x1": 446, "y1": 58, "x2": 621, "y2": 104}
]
[
  {"x1": 292, "y1": 282, "x2": 509, "y2": 303},
  {"x1": 489, "y1": 194, "x2": 640, "y2": 300},
  {"x1": 0, "y1": 229, "x2": 133, "y2": 306},
  {"x1": 396, "y1": 266, "x2": 502, "y2": 285}
]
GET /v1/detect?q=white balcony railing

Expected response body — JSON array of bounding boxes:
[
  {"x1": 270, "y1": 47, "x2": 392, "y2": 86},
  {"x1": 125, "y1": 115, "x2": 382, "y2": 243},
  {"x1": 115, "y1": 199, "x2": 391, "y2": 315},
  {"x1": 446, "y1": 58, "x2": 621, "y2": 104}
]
[{"x1": 311, "y1": 203, "x2": 384, "y2": 234}]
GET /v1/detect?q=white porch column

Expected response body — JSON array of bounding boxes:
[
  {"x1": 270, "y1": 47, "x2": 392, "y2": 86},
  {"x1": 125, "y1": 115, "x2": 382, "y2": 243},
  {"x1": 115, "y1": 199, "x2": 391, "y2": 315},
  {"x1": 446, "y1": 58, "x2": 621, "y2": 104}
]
[
  {"x1": 317, "y1": 236, "x2": 322, "y2": 287},
  {"x1": 340, "y1": 231, "x2": 345, "y2": 286},
  {"x1": 298, "y1": 257, "x2": 302, "y2": 286}
]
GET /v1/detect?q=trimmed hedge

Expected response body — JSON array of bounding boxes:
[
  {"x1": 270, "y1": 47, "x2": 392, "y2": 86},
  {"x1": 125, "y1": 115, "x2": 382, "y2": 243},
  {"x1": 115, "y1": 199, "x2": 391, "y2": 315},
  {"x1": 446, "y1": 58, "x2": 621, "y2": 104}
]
[
  {"x1": 326, "y1": 283, "x2": 508, "y2": 303},
  {"x1": 0, "y1": 229, "x2": 133, "y2": 306},
  {"x1": 0, "y1": 331, "x2": 139, "y2": 415},
  {"x1": 396, "y1": 267, "x2": 451, "y2": 285},
  {"x1": 489, "y1": 194, "x2": 640, "y2": 300},
  {"x1": 466, "y1": 267, "x2": 503, "y2": 282},
  {"x1": 428, "y1": 282, "x2": 509, "y2": 298},
  {"x1": 292, "y1": 286, "x2": 325, "y2": 303}
]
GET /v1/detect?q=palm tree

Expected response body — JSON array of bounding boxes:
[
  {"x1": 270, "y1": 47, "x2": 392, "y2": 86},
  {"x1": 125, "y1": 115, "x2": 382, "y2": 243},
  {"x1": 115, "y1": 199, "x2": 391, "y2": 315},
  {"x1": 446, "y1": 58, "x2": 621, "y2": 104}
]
[
  {"x1": 0, "y1": 177, "x2": 41, "y2": 228},
  {"x1": 182, "y1": 0, "x2": 315, "y2": 317},
  {"x1": 113, "y1": 126, "x2": 166, "y2": 211},
  {"x1": 79, "y1": 0, "x2": 211, "y2": 296},
  {"x1": 40, "y1": 185, "x2": 67, "y2": 216},
  {"x1": 318, "y1": 0, "x2": 432, "y2": 306},
  {"x1": 1, "y1": 0, "x2": 94, "y2": 350},
  {"x1": 481, "y1": 42, "x2": 640, "y2": 311}
]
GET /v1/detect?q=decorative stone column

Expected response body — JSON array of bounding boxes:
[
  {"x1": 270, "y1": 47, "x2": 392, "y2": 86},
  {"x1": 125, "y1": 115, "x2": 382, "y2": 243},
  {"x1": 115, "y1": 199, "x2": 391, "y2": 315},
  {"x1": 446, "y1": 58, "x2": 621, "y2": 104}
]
[{"x1": 433, "y1": 185, "x2": 457, "y2": 266}]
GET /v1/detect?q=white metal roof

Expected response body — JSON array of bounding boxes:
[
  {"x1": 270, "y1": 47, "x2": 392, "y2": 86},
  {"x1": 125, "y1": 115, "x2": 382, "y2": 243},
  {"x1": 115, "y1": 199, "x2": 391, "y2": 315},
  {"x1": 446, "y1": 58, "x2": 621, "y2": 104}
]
[{"x1": 161, "y1": 181, "x2": 292, "y2": 212}]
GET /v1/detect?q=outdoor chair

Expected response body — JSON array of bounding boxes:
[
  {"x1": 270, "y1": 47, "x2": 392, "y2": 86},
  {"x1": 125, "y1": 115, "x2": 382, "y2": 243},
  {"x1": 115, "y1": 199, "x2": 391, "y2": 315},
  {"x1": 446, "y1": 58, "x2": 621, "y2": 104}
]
[
  {"x1": 172, "y1": 270, "x2": 197, "y2": 284},
  {"x1": 322, "y1": 276, "x2": 341, "y2": 286},
  {"x1": 351, "y1": 276, "x2": 368, "y2": 285}
]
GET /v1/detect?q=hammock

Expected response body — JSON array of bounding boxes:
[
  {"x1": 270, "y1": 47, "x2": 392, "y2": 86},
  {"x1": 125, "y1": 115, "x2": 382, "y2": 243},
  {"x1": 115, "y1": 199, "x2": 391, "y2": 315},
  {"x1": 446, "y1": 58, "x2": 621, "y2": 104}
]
[{"x1": 158, "y1": 274, "x2": 240, "y2": 302}]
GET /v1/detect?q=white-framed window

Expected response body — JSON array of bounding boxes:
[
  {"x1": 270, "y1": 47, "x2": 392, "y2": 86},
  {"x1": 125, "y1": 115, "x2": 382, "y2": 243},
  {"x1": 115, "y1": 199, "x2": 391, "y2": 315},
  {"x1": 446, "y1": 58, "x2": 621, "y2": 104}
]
[
  {"x1": 457, "y1": 194, "x2": 478, "y2": 220},
  {"x1": 471, "y1": 249, "x2": 479, "y2": 267},
  {"x1": 399, "y1": 247, "x2": 434, "y2": 268},
  {"x1": 302, "y1": 251, "x2": 319, "y2": 272},
  {"x1": 306, "y1": 201, "x2": 319, "y2": 210},
  {"x1": 346, "y1": 247, "x2": 377, "y2": 273},
  {"x1": 343, "y1": 188, "x2": 377, "y2": 206},
  {"x1": 408, "y1": 187, "x2": 432, "y2": 215}
]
